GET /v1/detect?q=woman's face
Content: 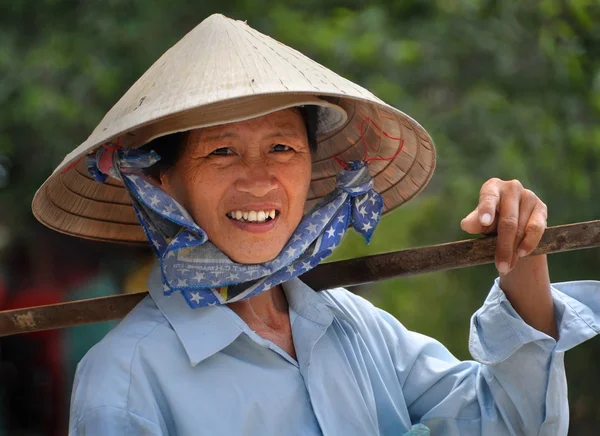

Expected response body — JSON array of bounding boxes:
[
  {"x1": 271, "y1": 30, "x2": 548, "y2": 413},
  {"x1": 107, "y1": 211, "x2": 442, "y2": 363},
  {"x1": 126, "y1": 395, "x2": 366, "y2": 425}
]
[{"x1": 159, "y1": 109, "x2": 312, "y2": 264}]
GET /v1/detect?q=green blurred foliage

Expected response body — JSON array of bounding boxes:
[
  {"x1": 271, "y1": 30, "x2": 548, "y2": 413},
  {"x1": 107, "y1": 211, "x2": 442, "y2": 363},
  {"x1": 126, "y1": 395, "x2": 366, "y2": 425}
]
[{"x1": 2, "y1": 0, "x2": 600, "y2": 432}]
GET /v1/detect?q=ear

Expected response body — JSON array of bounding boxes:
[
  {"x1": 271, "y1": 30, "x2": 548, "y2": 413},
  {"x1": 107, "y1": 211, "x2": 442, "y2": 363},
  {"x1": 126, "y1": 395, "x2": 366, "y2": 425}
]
[
  {"x1": 157, "y1": 169, "x2": 174, "y2": 196},
  {"x1": 156, "y1": 170, "x2": 167, "y2": 187}
]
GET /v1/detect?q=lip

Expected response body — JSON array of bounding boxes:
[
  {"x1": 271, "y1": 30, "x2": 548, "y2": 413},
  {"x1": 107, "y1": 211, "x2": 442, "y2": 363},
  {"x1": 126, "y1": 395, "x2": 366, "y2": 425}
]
[{"x1": 227, "y1": 213, "x2": 280, "y2": 233}]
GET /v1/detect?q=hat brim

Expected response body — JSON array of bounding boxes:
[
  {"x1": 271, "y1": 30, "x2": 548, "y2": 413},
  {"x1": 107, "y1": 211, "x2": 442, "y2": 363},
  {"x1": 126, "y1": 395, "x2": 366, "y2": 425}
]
[
  {"x1": 32, "y1": 14, "x2": 435, "y2": 244},
  {"x1": 32, "y1": 93, "x2": 434, "y2": 244}
]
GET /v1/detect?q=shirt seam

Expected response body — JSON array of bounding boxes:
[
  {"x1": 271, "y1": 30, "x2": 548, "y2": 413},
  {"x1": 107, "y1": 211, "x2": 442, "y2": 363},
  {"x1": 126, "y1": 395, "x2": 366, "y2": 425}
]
[
  {"x1": 126, "y1": 319, "x2": 168, "y2": 411},
  {"x1": 70, "y1": 405, "x2": 162, "y2": 434}
]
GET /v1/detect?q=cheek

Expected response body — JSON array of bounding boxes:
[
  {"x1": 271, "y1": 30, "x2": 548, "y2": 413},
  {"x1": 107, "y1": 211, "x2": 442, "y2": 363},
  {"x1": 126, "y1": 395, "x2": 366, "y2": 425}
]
[
  {"x1": 164, "y1": 163, "x2": 225, "y2": 224},
  {"x1": 283, "y1": 158, "x2": 312, "y2": 216},
  {"x1": 186, "y1": 174, "x2": 227, "y2": 226}
]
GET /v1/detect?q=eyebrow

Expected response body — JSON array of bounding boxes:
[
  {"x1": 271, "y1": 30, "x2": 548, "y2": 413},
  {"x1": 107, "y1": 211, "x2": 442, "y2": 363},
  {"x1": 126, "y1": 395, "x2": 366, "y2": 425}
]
[
  {"x1": 201, "y1": 129, "x2": 304, "y2": 142},
  {"x1": 201, "y1": 132, "x2": 239, "y2": 142},
  {"x1": 265, "y1": 129, "x2": 304, "y2": 140}
]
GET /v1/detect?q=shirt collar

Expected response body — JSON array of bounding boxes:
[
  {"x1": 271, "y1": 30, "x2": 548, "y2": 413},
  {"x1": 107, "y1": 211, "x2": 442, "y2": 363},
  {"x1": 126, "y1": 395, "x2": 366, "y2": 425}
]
[
  {"x1": 282, "y1": 277, "x2": 334, "y2": 326},
  {"x1": 147, "y1": 262, "x2": 334, "y2": 367}
]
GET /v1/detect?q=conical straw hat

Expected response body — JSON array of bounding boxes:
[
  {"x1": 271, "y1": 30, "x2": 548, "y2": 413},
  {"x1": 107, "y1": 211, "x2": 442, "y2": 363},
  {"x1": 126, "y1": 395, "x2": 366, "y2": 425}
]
[{"x1": 32, "y1": 14, "x2": 435, "y2": 244}]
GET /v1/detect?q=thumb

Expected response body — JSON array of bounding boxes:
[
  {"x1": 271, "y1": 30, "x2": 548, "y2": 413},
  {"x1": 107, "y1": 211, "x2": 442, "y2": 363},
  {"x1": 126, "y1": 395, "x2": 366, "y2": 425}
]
[{"x1": 461, "y1": 209, "x2": 486, "y2": 234}]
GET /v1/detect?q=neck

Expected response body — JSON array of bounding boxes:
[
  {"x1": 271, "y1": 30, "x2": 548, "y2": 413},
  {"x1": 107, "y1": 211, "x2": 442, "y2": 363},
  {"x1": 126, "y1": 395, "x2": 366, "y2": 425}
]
[
  {"x1": 228, "y1": 285, "x2": 296, "y2": 359},
  {"x1": 228, "y1": 285, "x2": 289, "y2": 329}
]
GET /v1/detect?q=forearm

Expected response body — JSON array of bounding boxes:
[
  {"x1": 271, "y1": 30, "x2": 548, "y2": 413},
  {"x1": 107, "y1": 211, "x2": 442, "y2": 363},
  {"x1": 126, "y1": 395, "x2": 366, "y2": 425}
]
[
  {"x1": 397, "y1": 277, "x2": 600, "y2": 435},
  {"x1": 499, "y1": 254, "x2": 557, "y2": 339},
  {"x1": 466, "y1": 279, "x2": 600, "y2": 435}
]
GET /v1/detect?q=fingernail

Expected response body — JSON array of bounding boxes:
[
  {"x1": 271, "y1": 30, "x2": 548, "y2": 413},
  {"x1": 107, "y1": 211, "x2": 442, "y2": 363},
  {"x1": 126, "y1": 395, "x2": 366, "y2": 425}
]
[
  {"x1": 480, "y1": 213, "x2": 492, "y2": 226},
  {"x1": 498, "y1": 262, "x2": 510, "y2": 274},
  {"x1": 518, "y1": 249, "x2": 527, "y2": 258}
]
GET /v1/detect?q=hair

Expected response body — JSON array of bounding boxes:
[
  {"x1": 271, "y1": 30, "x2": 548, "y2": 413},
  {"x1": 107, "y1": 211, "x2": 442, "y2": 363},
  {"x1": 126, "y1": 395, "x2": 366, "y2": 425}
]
[{"x1": 140, "y1": 105, "x2": 319, "y2": 179}]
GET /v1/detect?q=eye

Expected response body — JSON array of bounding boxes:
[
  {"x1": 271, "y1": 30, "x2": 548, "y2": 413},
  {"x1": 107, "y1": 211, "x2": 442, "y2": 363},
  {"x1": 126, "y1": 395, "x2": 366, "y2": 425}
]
[
  {"x1": 271, "y1": 144, "x2": 292, "y2": 152},
  {"x1": 209, "y1": 147, "x2": 235, "y2": 156}
]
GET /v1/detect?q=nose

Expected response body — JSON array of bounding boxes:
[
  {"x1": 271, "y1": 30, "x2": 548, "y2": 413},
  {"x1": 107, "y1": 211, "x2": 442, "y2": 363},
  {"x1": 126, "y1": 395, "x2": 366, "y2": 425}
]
[{"x1": 234, "y1": 161, "x2": 277, "y2": 197}]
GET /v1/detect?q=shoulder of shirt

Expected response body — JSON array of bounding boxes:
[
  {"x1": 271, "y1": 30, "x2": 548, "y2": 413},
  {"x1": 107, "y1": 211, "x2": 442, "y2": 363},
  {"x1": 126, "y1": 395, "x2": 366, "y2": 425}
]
[
  {"x1": 71, "y1": 295, "x2": 172, "y2": 415},
  {"x1": 317, "y1": 287, "x2": 431, "y2": 356},
  {"x1": 318, "y1": 286, "x2": 392, "y2": 329}
]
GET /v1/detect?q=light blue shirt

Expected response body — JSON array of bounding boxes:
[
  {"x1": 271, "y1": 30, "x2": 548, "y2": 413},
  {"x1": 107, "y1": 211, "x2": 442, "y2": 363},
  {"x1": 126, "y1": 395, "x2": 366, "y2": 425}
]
[{"x1": 69, "y1": 264, "x2": 600, "y2": 435}]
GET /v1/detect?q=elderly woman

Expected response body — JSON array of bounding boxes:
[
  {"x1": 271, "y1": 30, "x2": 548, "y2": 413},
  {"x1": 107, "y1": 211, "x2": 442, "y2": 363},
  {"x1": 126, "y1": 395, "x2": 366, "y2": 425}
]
[{"x1": 33, "y1": 14, "x2": 600, "y2": 436}]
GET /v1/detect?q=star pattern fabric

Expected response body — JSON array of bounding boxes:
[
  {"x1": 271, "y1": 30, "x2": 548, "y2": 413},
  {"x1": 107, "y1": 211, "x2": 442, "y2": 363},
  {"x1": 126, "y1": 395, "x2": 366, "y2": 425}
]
[{"x1": 88, "y1": 146, "x2": 383, "y2": 309}]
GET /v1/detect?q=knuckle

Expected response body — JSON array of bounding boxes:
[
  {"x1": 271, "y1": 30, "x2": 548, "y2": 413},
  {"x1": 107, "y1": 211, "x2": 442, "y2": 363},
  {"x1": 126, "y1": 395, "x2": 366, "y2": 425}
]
[
  {"x1": 508, "y1": 179, "x2": 523, "y2": 191},
  {"x1": 533, "y1": 202, "x2": 548, "y2": 221},
  {"x1": 519, "y1": 237, "x2": 534, "y2": 249},
  {"x1": 515, "y1": 228, "x2": 527, "y2": 241},
  {"x1": 498, "y1": 215, "x2": 519, "y2": 232},
  {"x1": 481, "y1": 178, "x2": 500, "y2": 190},
  {"x1": 479, "y1": 193, "x2": 498, "y2": 205},
  {"x1": 523, "y1": 189, "x2": 536, "y2": 200},
  {"x1": 526, "y1": 221, "x2": 545, "y2": 234}
]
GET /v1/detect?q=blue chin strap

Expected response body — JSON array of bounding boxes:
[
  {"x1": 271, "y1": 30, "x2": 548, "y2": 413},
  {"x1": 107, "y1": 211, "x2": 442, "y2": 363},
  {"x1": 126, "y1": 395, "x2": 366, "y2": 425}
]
[{"x1": 87, "y1": 146, "x2": 384, "y2": 308}]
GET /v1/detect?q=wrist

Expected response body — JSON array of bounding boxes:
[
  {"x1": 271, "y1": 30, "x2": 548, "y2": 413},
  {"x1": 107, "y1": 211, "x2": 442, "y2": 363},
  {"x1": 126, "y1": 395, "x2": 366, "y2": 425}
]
[{"x1": 499, "y1": 254, "x2": 557, "y2": 339}]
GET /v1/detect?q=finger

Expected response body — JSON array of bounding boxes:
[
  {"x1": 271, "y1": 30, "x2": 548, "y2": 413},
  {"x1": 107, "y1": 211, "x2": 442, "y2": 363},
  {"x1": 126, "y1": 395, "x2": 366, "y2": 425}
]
[
  {"x1": 495, "y1": 180, "x2": 522, "y2": 274},
  {"x1": 509, "y1": 250, "x2": 519, "y2": 272},
  {"x1": 461, "y1": 208, "x2": 498, "y2": 235},
  {"x1": 517, "y1": 202, "x2": 548, "y2": 257},
  {"x1": 511, "y1": 190, "x2": 538, "y2": 264},
  {"x1": 478, "y1": 179, "x2": 501, "y2": 227},
  {"x1": 460, "y1": 209, "x2": 480, "y2": 234},
  {"x1": 461, "y1": 208, "x2": 495, "y2": 234}
]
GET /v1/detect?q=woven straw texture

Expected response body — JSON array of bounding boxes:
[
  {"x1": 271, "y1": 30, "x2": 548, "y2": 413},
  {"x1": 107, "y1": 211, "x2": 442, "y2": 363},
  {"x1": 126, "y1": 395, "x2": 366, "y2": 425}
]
[{"x1": 32, "y1": 14, "x2": 436, "y2": 244}]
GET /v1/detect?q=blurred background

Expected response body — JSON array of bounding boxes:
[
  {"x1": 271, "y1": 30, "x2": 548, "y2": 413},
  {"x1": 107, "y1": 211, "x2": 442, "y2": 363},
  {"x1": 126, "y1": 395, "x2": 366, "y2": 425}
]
[{"x1": 1, "y1": 0, "x2": 599, "y2": 434}]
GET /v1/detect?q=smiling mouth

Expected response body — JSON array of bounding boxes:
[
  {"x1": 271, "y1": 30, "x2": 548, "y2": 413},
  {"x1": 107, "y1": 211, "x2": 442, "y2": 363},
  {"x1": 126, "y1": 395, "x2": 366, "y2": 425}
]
[{"x1": 226, "y1": 209, "x2": 280, "y2": 223}]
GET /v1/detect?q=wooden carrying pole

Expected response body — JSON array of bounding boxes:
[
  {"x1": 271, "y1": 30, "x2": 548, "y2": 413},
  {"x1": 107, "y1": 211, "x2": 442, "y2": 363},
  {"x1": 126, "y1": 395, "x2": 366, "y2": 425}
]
[{"x1": 1, "y1": 220, "x2": 599, "y2": 338}]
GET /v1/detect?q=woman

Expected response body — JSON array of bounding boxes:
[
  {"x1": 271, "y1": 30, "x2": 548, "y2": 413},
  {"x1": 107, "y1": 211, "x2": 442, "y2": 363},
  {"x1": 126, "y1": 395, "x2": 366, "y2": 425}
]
[{"x1": 33, "y1": 14, "x2": 600, "y2": 435}]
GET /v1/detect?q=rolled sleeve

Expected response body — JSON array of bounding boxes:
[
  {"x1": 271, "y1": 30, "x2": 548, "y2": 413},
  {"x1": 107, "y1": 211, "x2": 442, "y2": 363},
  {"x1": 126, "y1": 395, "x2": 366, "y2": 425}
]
[
  {"x1": 467, "y1": 279, "x2": 600, "y2": 435},
  {"x1": 389, "y1": 279, "x2": 600, "y2": 435},
  {"x1": 469, "y1": 279, "x2": 600, "y2": 364}
]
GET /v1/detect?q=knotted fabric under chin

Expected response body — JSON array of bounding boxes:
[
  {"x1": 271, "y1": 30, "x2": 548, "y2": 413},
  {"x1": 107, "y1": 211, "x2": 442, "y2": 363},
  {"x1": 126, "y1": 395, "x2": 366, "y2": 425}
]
[{"x1": 87, "y1": 146, "x2": 383, "y2": 308}]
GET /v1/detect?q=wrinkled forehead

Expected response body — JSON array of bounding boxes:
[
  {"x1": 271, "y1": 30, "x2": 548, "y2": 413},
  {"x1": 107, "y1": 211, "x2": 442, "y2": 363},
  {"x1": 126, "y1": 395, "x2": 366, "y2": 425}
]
[{"x1": 188, "y1": 108, "x2": 307, "y2": 142}]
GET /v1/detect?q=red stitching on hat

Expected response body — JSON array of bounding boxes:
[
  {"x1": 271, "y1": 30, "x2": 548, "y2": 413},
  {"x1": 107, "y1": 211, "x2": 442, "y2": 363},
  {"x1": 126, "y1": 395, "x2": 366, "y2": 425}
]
[{"x1": 333, "y1": 117, "x2": 405, "y2": 169}]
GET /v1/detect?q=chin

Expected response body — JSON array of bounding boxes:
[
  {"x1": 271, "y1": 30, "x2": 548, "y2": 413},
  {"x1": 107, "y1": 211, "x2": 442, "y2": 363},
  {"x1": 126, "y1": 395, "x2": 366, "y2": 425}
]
[
  {"x1": 228, "y1": 251, "x2": 281, "y2": 265},
  {"x1": 220, "y1": 242, "x2": 284, "y2": 264}
]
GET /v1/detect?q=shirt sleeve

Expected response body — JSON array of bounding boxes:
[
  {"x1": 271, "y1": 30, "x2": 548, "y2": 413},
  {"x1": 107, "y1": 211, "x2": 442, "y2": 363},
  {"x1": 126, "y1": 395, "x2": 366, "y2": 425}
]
[
  {"x1": 69, "y1": 406, "x2": 164, "y2": 436},
  {"x1": 381, "y1": 279, "x2": 600, "y2": 436}
]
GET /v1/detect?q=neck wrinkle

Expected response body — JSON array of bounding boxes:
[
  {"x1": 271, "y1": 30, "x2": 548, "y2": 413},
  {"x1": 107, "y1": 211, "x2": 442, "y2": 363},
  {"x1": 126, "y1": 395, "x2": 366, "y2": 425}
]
[{"x1": 229, "y1": 285, "x2": 290, "y2": 331}]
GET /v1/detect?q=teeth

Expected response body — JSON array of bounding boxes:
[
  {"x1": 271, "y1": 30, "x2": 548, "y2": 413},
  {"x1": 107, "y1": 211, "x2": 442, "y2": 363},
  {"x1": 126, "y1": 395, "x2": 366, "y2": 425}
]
[{"x1": 228, "y1": 209, "x2": 278, "y2": 223}]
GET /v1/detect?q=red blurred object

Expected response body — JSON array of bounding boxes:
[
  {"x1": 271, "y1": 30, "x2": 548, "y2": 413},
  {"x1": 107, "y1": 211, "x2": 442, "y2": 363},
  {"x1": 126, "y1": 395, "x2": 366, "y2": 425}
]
[{"x1": 2, "y1": 285, "x2": 65, "y2": 436}]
